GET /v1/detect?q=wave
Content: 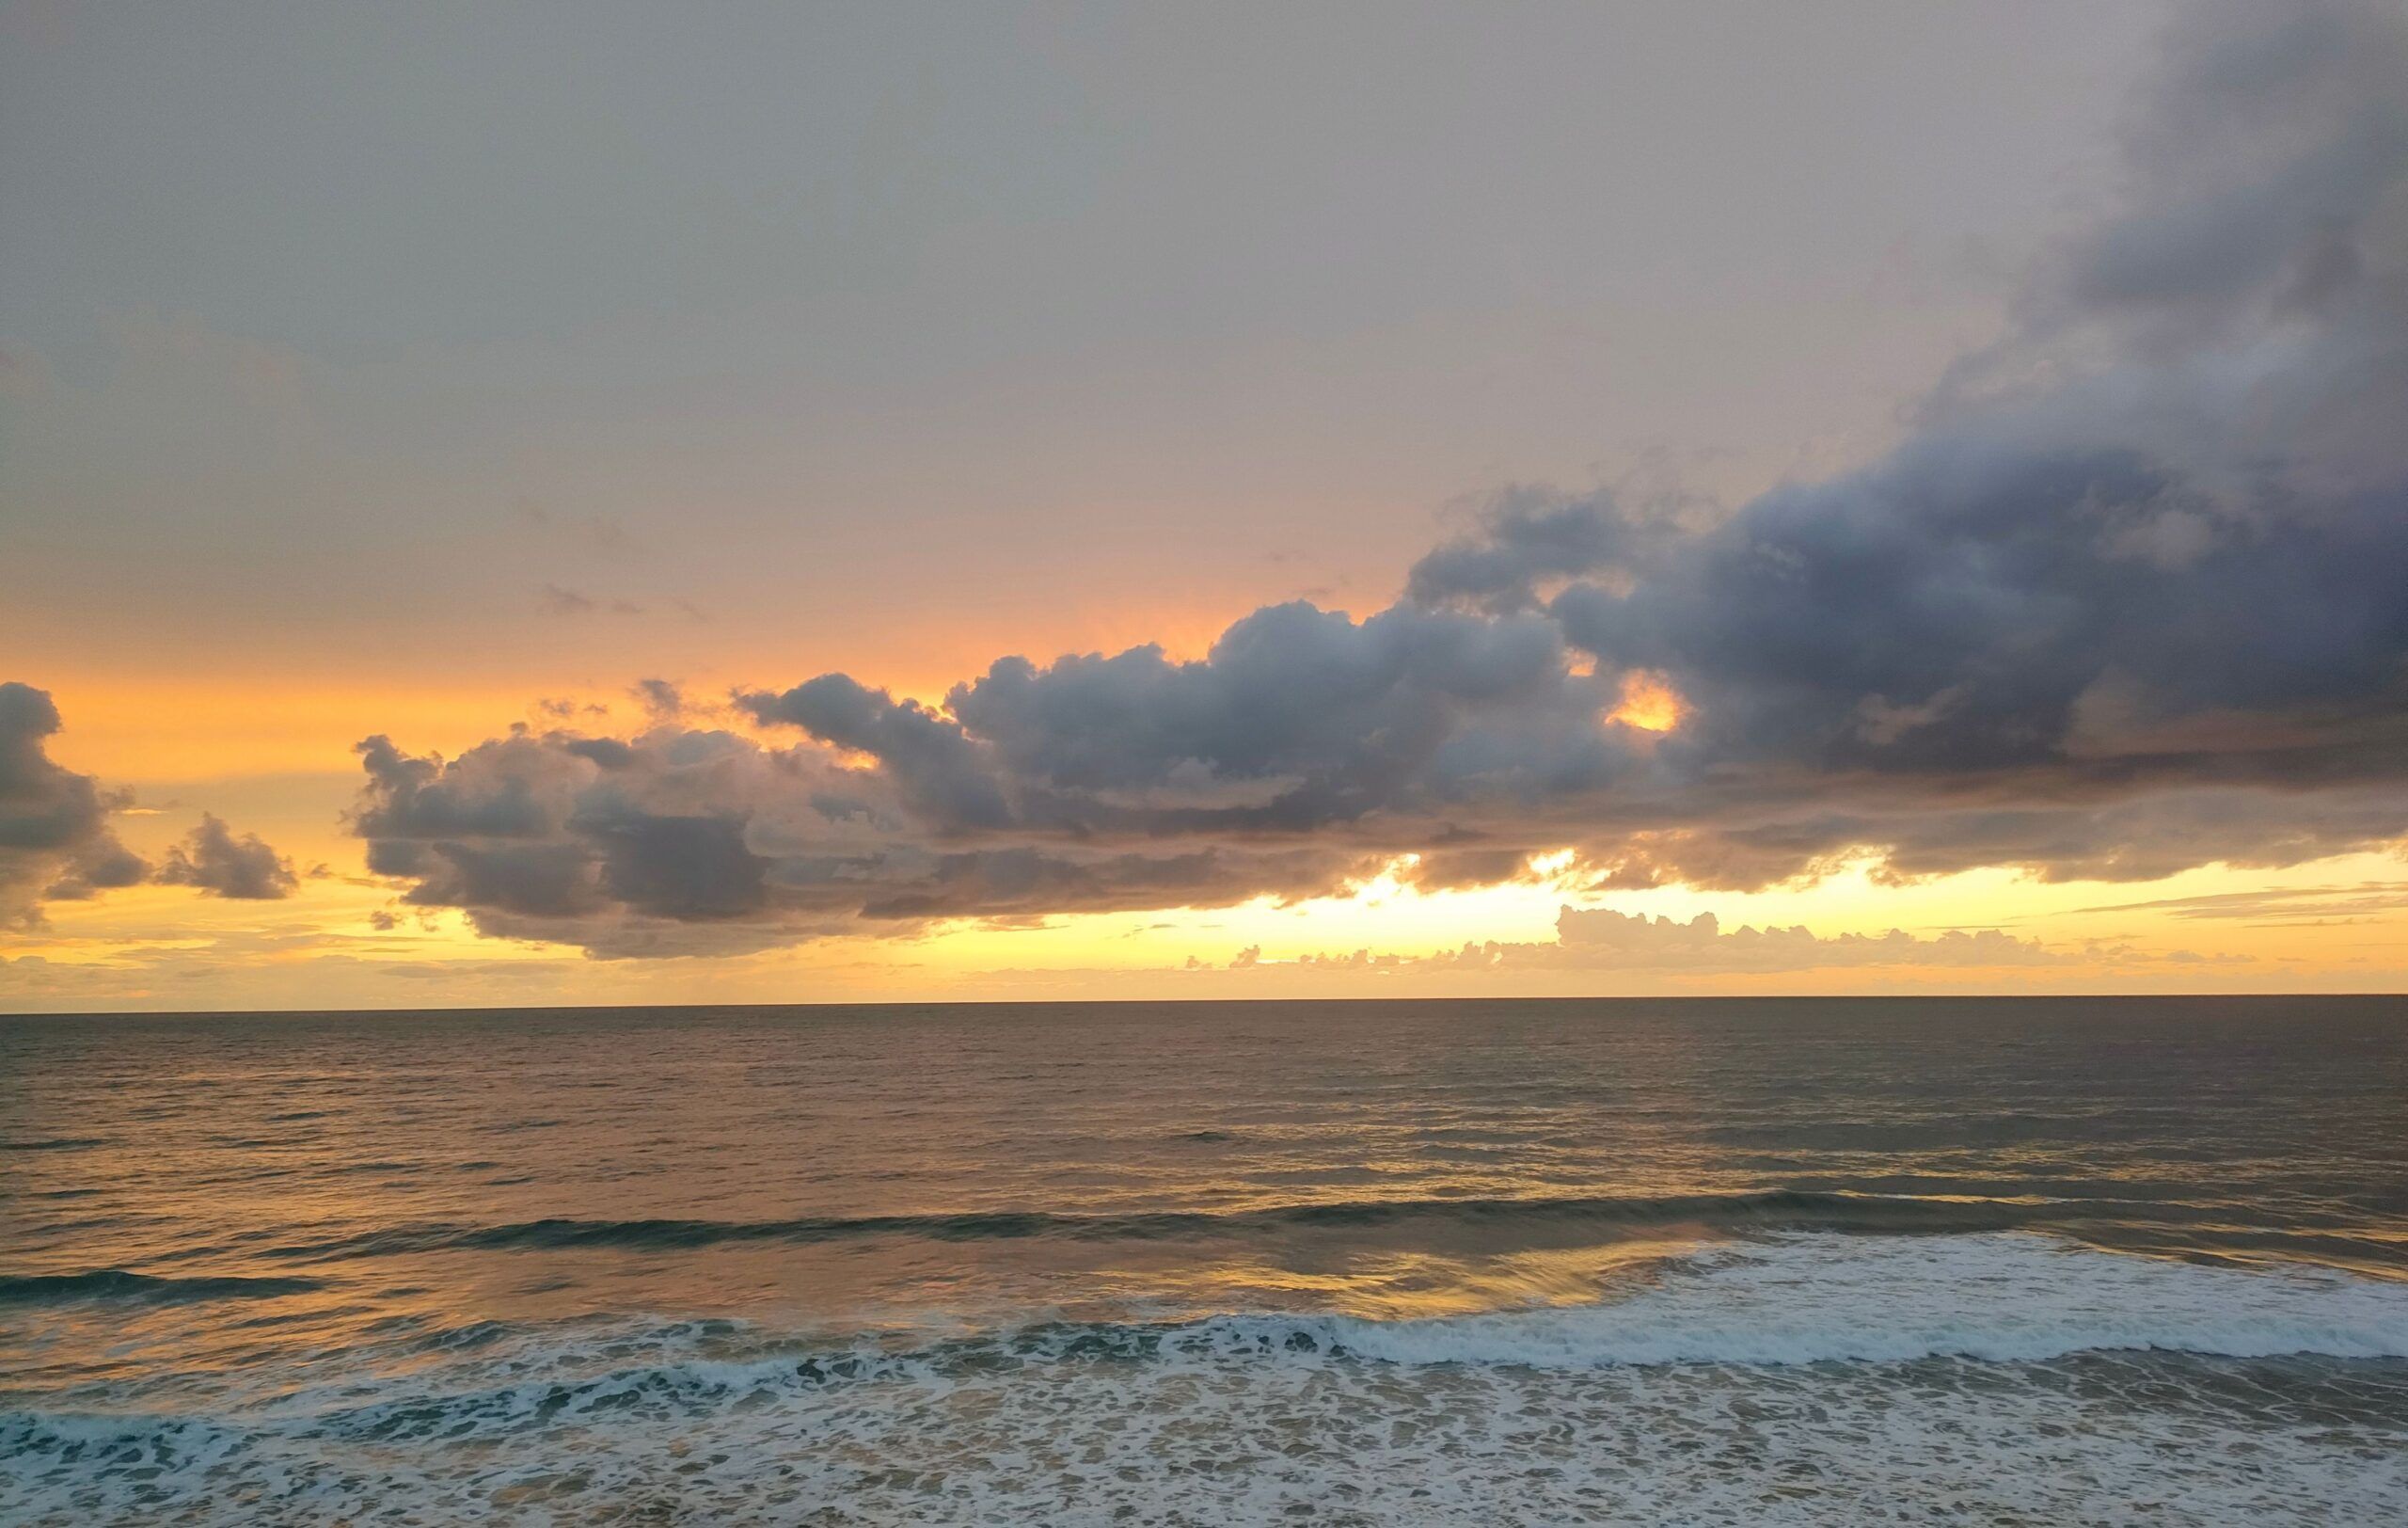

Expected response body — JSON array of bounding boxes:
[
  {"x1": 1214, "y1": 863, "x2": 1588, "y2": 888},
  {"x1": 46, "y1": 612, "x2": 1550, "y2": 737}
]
[
  {"x1": 119, "y1": 1235, "x2": 2408, "y2": 1412},
  {"x1": 525, "y1": 1232, "x2": 2408, "y2": 1376},
  {"x1": 0, "y1": 1270, "x2": 326, "y2": 1307},
  {"x1": 249, "y1": 1186, "x2": 2408, "y2": 1273},
  {"x1": 8, "y1": 1234, "x2": 2407, "y2": 1527},
  {"x1": 15, "y1": 1234, "x2": 2402, "y2": 1446},
  {"x1": 1246, "y1": 1233, "x2": 2408, "y2": 1369},
  {"x1": 253, "y1": 1187, "x2": 2135, "y2": 1263}
]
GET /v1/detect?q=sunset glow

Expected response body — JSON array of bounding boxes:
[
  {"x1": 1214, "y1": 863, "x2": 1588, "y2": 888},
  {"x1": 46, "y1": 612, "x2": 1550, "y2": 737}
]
[
  {"x1": 6, "y1": 0, "x2": 2405, "y2": 1012},
  {"x1": 9, "y1": 11, "x2": 2408, "y2": 1523}
]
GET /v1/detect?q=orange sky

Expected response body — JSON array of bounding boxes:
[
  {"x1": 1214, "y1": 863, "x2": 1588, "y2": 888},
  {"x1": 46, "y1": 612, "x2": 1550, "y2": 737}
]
[{"x1": 8, "y1": 665, "x2": 2402, "y2": 1013}]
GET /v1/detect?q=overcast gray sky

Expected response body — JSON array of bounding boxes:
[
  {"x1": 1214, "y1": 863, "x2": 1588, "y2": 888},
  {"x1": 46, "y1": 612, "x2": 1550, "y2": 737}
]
[{"x1": 4, "y1": 1, "x2": 2166, "y2": 696}]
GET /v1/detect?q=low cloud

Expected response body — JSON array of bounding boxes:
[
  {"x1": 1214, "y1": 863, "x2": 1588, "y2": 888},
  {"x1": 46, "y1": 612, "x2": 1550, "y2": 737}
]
[
  {"x1": 2073, "y1": 881, "x2": 2408, "y2": 923},
  {"x1": 3, "y1": 682, "x2": 302, "y2": 925},
  {"x1": 1524, "y1": 907, "x2": 2068, "y2": 973},
  {"x1": 345, "y1": 723, "x2": 1372, "y2": 957},
  {"x1": 155, "y1": 814, "x2": 300, "y2": 900},
  {"x1": 1, "y1": 681, "x2": 148, "y2": 924},
  {"x1": 1190, "y1": 908, "x2": 2070, "y2": 979}
]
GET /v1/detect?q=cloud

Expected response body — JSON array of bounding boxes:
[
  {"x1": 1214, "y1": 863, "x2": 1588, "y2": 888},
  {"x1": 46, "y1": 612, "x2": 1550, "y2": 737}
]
[
  {"x1": 346, "y1": 722, "x2": 1373, "y2": 957},
  {"x1": 2073, "y1": 880, "x2": 2408, "y2": 922},
  {"x1": 1232, "y1": 907, "x2": 2074, "y2": 978},
  {"x1": 0, "y1": 681, "x2": 148, "y2": 924},
  {"x1": 352, "y1": 1, "x2": 2408, "y2": 954},
  {"x1": 632, "y1": 678, "x2": 684, "y2": 719},
  {"x1": 1405, "y1": 489, "x2": 1657, "y2": 614},
  {"x1": 155, "y1": 814, "x2": 300, "y2": 900},
  {"x1": 740, "y1": 675, "x2": 1014, "y2": 830},
  {"x1": 978, "y1": 904, "x2": 2244, "y2": 995},
  {"x1": 5, "y1": 683, "x2": 309, "y2": 927},
  {"x1": 1523, "y1": 907, "x2": 2068, "y2": 973}
]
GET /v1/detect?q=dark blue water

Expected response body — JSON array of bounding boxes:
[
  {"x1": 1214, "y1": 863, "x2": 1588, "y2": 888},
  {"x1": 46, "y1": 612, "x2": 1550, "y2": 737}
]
[{"x1": 5, "y1": 996, "x2": 2406, "y2": 1522}]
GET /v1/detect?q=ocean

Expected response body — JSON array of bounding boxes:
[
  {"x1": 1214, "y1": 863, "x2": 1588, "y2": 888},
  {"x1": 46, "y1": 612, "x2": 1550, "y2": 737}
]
[{"x1": 4, "y1": 996, "x2": 2405, "y2": 1524}]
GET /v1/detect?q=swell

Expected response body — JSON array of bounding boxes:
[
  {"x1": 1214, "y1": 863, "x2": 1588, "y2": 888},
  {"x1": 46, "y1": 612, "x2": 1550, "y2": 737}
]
[
  {"x1": 0, "y1": 1269, "x2": 326, "y2": 1307},
  {"x1": 254, "y1": 1188, "x2": 2105, "y2": 1262}
]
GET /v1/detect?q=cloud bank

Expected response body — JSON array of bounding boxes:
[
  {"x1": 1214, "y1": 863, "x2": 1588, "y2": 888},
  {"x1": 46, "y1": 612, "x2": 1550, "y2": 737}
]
[
  {"x1": 1229, "y1": 909, "x2": 2076, "y2": 979},
  {"x1": 347, "y1": 0, "x2": 2408, "y2": 957}
]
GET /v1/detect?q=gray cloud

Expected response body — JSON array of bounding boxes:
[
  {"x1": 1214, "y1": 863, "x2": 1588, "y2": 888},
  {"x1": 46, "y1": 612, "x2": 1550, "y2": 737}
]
[
  {"x1": 354, "y1": 2, "x2": 2408, "y2": 954},
  {"x1": 632, "y1": 678, "x2": 685, "y2": 720},
  {"x1": 347, "y1": 721, "x2": 1375, "y2": 956},
  {"x1": 933, "y1": 600, "x2": 1605, "y2": 828},
  {"x1": 0, "y1": 681, "x2": 148, "y2": 924},
  {"x1": 4, "y1": 683, "x2": 302, "y2": 922},
  {"x1": 1405, "y1": 490, "x2": 1656, "y2": 615},
  {"x1": 155, "y1": 814, "x2": 300, "y2": 900},
  {"x1": 739, "y1": 676, "x2": 1013, "y2": 831}
]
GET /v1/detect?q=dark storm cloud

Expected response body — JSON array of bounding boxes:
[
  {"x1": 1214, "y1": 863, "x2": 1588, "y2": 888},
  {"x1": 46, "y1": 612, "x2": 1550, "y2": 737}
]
[
  {"x1": 352, "y1": 1, "x2": 2408, "y2": 954},
  {"x1": 1522, "y1": 0, "x2": 2408, "y2": 791},
  {"x1": 155, "y1": 814, "x2": 300, "y2": 900},
  {"x1": 1545, "y1": 438, "x2": 2408, "y2": 782}
]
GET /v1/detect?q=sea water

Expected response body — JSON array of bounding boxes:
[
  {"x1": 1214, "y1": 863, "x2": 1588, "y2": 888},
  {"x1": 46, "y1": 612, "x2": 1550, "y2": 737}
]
[{"x1": 4, "y1": 996, "x2": 2404, "y2": 1522}]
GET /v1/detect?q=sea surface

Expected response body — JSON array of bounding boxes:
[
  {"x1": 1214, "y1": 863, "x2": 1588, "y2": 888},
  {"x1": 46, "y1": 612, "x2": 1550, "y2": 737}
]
[{"x1": 3, "y1": 995, "x2": 2406, "y2": 1524}]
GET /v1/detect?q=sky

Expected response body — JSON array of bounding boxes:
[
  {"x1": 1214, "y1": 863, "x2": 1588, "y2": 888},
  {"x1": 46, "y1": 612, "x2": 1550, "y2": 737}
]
[{"x1": 5, "y1": 0, "x2": 2406, "y2": 1011}]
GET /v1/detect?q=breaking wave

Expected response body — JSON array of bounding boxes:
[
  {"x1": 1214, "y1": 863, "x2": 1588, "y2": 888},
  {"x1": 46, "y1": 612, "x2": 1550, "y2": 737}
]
[{"x1": 8, "y1": 1234, "x2": 2406, "y2": 1526}]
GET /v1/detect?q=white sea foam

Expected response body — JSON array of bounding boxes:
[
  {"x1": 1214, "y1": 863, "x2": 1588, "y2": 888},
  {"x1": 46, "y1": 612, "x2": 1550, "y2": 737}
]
[
  {"x1": 1238, "y1": 1229, "x2": 2408, "y2": 1368},
  {"x1": 7, "y1": 1234, "x2": 2407, "y2": 1525}
]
